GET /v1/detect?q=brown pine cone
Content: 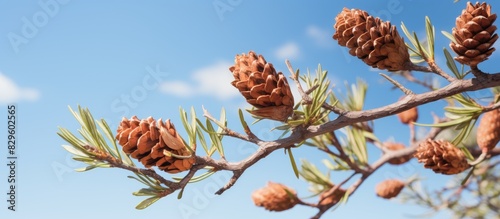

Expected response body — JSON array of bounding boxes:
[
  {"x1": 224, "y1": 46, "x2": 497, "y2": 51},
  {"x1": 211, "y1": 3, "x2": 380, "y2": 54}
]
[
  {"x1": 477, "y1": 108, "x2": 500, "y2": 152},
  {"x1": 414, "y1": 139, "x2": 470, "y2": 175},
  {"x1": 375, "y1": 179, "x2": 405, "y2": 199},
  {"x1": 384, "y1": 142, "x2": 412, "y2": 165},
  {"x1": 229, "y1": 51, "x2": 294, "y2": 122},
  {"x1": 450, "y1": 2, "x2": 498, "y2": 67},
  {"x1": 319, "y1": 187, "x2": 346, "y2": 207},
  {"x1": 251, "y1": 182, "x2": 298, "y2": 212},
  {"x1": 115, "y1": 116, "x2": 195, "y2": 173},
  {"x1": 397, "y1": 97, "x2": 418, "y2": 124},
  {"x1": 333, "y1": 8, "x2": 410, "y2": 71},
  {"x1": 397, "y1": 107, "x2": 418, "y2": 124}
]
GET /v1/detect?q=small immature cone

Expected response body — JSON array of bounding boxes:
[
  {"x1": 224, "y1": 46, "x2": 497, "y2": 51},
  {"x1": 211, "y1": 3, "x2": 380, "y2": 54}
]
[
  {"x1": 375, "y1": 179, "x2": 405, "y2": 199},
  {"x1": 251, "y1": 182, "x2": 298, "y2": 212},
  {"x1": 450, "y1": 2, "x2": 498, "y2": 67},
  {"x1": 333, "y1": 8, "x2": 410, "y2": 71},
  {"x1": 319, "y1": 187, "x2": 346, "y2": 206},
  {"x1": 115, "y1": 116, "x2": 195, "y2": 173},
  {"x1": 397, "y1": 97, "x2": 418, "y2": 125},
  {"x1": 384, "y1": 142, "x2": 412, "y2": 165},
  {"x1": 229, "y1": 51, "x2": 294, "y2": 122},
  {"x1": 476, "y1": 108, "x2": 500, "y2": 152},
  {"x1": 414, "y1": 139, "x2": 470, "y2": 175},
  {"x1": 397, "y1": 107, "x2": 418, "y2": 124}
]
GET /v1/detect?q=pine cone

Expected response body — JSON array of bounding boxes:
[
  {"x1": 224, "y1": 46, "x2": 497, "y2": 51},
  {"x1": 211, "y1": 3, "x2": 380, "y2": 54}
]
[
  {"x1": 384, "y1": 142, "x2": 412, "y2": 165},
  {"x1": 477, "y1": 108, "x2": 500, "y2": 152},
  {"x1": 251, "y1": 182, "x2": 298, "y2": 212},
  {"x1": 397, "y1": 97, "x2": 418, "y2": 124},
  {"x1": 115, "y1": 116, "x2": 195, "y2": 173},
  {"x1": 375, "y1": 179, "x2": 405, "y2": 199},
  {"x1": 414, "y1": 139, "x2": 470, "y2": 175},
  {"x1": 229, "y1": 51, "x2": 294, "y2": 122},
  {"x1": 450, "y1": 2, "x2": 498, "y2": 67},
  {"x1": 333, "y1": 8, "x2": 410, "y2": 71},
  {"x1": 319, "y1": 187, "x2": 346, "y2": 206}
]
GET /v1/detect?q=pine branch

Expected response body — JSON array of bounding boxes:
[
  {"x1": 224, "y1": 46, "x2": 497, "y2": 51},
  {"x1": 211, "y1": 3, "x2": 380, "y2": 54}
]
[{"x1": 188, "y1": 71, "x2": 500, "y2": 199}]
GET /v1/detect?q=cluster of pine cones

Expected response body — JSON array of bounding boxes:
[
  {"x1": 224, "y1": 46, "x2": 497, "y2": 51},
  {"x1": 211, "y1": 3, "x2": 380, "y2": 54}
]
[
  {"x1": 251, "y1": 1, "x2": 500, "y2": 210},
  {"x1": 333, "y1": 2, "x2": 497, "y2": 69},
  {"x1": 108, "y1": 1, "x2": 500, "y2": 213}
]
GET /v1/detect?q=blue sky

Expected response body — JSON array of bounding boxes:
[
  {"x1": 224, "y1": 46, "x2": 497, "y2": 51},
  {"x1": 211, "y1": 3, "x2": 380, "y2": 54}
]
[{"x1": 1, "y1": 0, "x2": 499, "y2": 218}]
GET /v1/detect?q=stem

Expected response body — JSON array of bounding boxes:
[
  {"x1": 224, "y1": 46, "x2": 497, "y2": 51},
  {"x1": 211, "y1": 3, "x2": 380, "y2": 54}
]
[{"x1": 428, "y1": 60, "x2": 456, "y2": 82}]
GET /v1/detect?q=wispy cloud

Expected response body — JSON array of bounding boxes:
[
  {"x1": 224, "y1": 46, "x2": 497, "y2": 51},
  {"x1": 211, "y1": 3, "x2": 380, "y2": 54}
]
[
  {"x1": 306, "y1": 25, "x2": 334, "y2": 48},
  {"x1": 275, "y1": 42, "x2": 300, "y2": 60},
  {"x1": 0, "y1": 73, "x2": 40, "y2": 104},
  {"x1": 159, "y1": 61, "x2": 239, "y2": 100},
  {"x1": 159, "y1": 81, "x2": 194, "y2": 97}
]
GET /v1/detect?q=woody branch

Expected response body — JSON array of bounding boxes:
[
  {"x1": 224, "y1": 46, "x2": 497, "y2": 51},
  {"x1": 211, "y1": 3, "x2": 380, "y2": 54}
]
[{"x1": 194, "y1": 70, "x2": 500, "y2": 196}]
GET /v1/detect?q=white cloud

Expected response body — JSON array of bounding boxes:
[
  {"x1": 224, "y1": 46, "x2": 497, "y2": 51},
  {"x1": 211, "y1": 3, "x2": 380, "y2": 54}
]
[
  {"x1": 0, "y1": 73, "x2": 40, "y2": 104},
  {"x1": 191, "y1": 61, "x2": 239, "y2": 100},
  {"x1": 159, "y1": 61, "x2": 239, "y2": 100},
  {"x1": 306, "y1": 25, "x2": 334, "y2": 48},
  {"x1": 275, "y1": 42, "x2": 300, "y2": 60},
  {"x1": 159, "y1": 81, "x2": 194, "y2": 97}
]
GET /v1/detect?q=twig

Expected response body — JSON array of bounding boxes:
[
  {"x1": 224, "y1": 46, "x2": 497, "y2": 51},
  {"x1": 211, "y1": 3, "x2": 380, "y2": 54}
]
[
  {"x1": 397, "y1": 71, "x2": 436, "y2": 91},
  {"x1": 202, "y1": 107, "x2": 261, "y2": 144},
  {"x1": 372, "y1": 140, "x2": 387, "y2": 151},
  {"x1": 320, "y1": 102, "x2": 346, "y2": 115},
  {"x1": 312, "y1": 172, "x2": 358, "y2": 219},
  {"x1": 469, "y1": 152, "x2": 488, "y2": 166},
  {"x1": 481, "y1": 101, "x2": 500, "y2": 112},
  {"x1": 320, "y1": 172, "x2": 357, "y2": 203},
  {"x1": 409, "y1": 123, "x2": 416, "y2": 144},
  {"x1": 287, "y1": 59, "x2": 310, "y2": 102},
  {"x1": 427, "y1": 61, "x2": 456, "y2": 82},
  {"x1": 304, "y1": 72, "x2": 500, "y2": 140},
  {"x1": 405, "y1": 62, "x2": 433, "y2": 72},
  {"x1": 405, "y1": 61, "x2": 456, "y2": 83},
  {"x1": 471, "y1": 65, "x2": 488, "y2": 78},
  {"x1": 286, "y1": 59, "x2": 345, "y2": 115},
  {"x1": 85, "y1": 144, "x2": 210, "y2": 197},
  {"x1": 305, "y1": 84, "x2": 320, "y2": 95},
  {"x1": 325, "y1": 132, "x2": 367, "y2": 174},
  {"x1": 98, "y1": 151, "x2": 177, "y2": 188},
  {"x1": 380, "y1": 73, "x2": 414, "y2": 95},
  {"x1": 296, "y1": 199, "x2": 318, "y2": 208}
]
